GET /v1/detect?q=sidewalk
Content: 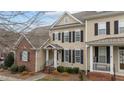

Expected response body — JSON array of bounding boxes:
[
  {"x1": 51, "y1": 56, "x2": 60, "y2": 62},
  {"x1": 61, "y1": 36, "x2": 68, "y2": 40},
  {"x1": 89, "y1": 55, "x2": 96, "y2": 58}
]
[{"x1": 0, "y1": 73, "x2": 46, "y2": 81}]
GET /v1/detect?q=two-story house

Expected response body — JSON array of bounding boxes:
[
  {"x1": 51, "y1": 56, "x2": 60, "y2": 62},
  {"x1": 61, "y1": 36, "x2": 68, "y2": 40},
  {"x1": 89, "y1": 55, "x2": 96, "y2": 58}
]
[{"x1": 86, "y1": 11, "x2": 124, "y2": 76}]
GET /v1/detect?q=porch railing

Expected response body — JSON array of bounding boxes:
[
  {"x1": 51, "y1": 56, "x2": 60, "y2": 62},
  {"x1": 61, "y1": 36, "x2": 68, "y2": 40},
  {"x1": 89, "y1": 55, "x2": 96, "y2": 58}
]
[{"x1": 93, "y1": 56, "x2": 110, "y2": 71}]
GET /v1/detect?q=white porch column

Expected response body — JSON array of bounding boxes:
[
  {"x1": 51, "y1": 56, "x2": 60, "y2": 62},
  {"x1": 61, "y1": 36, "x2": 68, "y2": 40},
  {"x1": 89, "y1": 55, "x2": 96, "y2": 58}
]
[
  {"x1": 54, "y1": 49, "x2": 57, "y2": 68},
  {"x1": 90, "y1": 46, "x2": 93, "y2": 72},
  {"x1": 46, "y1": 49, "x2": 49, "y2": 65},
  {"x1": 110, "y1": 45, "x2": 114, "y2": 74}
]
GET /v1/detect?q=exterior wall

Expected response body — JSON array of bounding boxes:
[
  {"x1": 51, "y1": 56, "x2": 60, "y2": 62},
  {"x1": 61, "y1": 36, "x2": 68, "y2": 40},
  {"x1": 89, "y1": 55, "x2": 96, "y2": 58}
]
[
  {"x1": 87, "y1": 14, "x2": 124, "y2": 42},
  {"x1": 15, "y1": 38, "x2": 36, "y2": 72},
  {"x1": 36, "y1": 49, "x2": 45, "y2": 72},
  {"x1": 50, "y1": 25, "x2": 86, "y2": 70},
  {"x1": 57, "y1": 14, "x2": 78, "y2": 26}
]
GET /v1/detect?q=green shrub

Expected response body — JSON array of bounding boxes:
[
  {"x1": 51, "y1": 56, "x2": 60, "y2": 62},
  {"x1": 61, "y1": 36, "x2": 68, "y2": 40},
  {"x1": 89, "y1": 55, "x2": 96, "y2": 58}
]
[
  {"x1": 65, "y1": 67, "x2": 73, "y2": 73},
  {"x1": 57, "y1": 66, "x2": 64, "y2": 73},
  {"x1": 4, "y1": 52, "x2": 14, "y2": 68},
  {"x1": 18, "y1": 65, "x2": 26, "y2": 72},
  {"x1": 0, "y1": 64, "x2": 4, "y2": 69},
  {"x1": 73, "y1": 67, "x2": 79, "y2": 74},
  {"x1": 10, "y1": 64, "x2": 18, "y2": 74}
]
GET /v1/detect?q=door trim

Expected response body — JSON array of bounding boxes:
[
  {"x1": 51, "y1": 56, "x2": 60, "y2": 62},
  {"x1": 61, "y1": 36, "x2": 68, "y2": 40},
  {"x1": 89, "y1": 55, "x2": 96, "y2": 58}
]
[{"x1": 118, "y1": 47, "x2": 124, "y2": 72}]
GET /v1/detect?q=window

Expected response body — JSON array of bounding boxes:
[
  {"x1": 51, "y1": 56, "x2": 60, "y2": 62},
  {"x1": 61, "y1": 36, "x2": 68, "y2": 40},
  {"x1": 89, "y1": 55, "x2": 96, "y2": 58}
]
[
  {"x1": 75, "y1": 31, "x2": 80, "y2": 41},
  {"x1": 75, "y1": 50, "x2": 81, "y2": 63},
  {"x1": 64, "y1": 32, "x2": 69, "y2": 42},
  {"x1": 98, "y1": 47, "x2": 107, "y2": 63},
  {"x1": 22, "y1": 51, "x2": 28, "y2": 61},
  {"x1": 64, "y1": 50, "x2": 69, "y2": 62},
  {"x1": 119, "y1": 21, "x2": 124, "y2": 33},
  {"x1": 98, "y1": 22, "x2": 106, "y2": 35},
  {"x1": 55, "y1": 33, "x2": 58, "y2": 41}
]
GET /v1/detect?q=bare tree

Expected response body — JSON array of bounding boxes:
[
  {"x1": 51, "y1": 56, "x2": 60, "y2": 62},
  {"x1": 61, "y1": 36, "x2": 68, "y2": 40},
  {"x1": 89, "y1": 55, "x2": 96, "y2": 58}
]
[{"x1": 0, "y1": 11, "x2": 49, "y2": 32}]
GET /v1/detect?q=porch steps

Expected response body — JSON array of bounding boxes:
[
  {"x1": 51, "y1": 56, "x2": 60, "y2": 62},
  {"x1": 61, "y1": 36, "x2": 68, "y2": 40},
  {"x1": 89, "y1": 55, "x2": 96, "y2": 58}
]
[
  {"x1": 87, "y1": 72, "x2": 112, "y2": 81},
  {"x1": 42, "y1": 66, "x2": 55, "y2": 74}
]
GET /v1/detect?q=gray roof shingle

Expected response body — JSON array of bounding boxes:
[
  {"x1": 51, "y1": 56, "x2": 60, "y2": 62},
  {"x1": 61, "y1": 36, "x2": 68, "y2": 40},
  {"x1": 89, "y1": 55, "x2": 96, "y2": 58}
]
[{"x1": 26, "y1": 26, "x2": 50, "y2": 48}]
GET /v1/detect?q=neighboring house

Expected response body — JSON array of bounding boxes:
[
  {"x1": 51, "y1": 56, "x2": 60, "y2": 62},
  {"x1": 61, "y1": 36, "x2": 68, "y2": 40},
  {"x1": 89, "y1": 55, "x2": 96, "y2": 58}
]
[
  {"x1": 0, "y1": 29, "x2": 20, "y2": 64},
  {"x1": 14, "y1": 26, "x2": 49, "y2": 72},
  {"x1": 86, "y1": 11, "x2": 124, "y2": 76}
]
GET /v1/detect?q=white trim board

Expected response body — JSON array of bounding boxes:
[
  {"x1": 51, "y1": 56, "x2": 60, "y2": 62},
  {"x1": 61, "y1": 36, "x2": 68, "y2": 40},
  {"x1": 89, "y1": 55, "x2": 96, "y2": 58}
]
[{"x1": 50, "y1": 12, "x2": 83, "y2": 29}]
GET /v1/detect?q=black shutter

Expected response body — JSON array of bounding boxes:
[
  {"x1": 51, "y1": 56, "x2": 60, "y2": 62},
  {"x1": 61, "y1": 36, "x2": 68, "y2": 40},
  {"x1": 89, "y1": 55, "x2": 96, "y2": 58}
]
[
  {"x1": 72, "y1": 50, "x2": 75, "y2": 63},
  {"x1": 62, "y1": 32, "x2": 64, "y2": 43},
  {"x1": 107, "y1": 46, "x2": 110, "y2": 64},
  {"x1": 53, "y1": 33, "x2": 55, "y2": 41},
  {"x1": 58, "y1": 33, "x2": 61, "y2": 40},
  {"x1": 62, "y1": 50, "x2": 64, "y2": 62},
  {"x1": 81, "y1": 50, "x2": 83, "y2": 64},
  {"x1": 69, "y1": 32, "x2": 71, "y2": 42},
  {"x1": 114, "y1": 20, "x2": 118, "y2": 34},
  {"x1": 73, "y1": 31, "x2": 75, "y2": 42},
  {"x1": 95, "y1": 46, "x2": 98, "y2": 62},
  {"x1": 28, "y1": 52, "x2": 30, "y2": 62},
  {"x1": 69, "y1": 50, "x2": 71, "y2": 63},
  {"x1": 81, "y1": 30, "x2": 84, "y2": 42},
  {"x1": 106, "y1": 22, "x2": 110, "y2": 35},
  {"x1": 94, "y1": 23, "x2": 98, "y2": 35}
]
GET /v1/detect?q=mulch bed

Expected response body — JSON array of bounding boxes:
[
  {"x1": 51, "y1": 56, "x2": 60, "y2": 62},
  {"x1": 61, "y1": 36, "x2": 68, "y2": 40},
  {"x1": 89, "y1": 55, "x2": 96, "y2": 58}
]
[{"x1": 0, "y1": 69, "x2": 38, "y2": 80}]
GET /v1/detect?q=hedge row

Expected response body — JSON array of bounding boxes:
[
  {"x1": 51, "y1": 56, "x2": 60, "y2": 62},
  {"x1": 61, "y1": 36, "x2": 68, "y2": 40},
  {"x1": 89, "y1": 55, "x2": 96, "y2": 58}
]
[{"x1": 57, "y1": 66, "x2": 79, "y2": 74}]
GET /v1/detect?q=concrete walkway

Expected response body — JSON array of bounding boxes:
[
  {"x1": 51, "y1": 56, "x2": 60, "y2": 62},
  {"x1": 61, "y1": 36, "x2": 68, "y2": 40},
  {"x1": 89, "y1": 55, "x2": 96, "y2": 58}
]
[{"x1": 0, "y1": 73, "x2": 46, "y2": 81}]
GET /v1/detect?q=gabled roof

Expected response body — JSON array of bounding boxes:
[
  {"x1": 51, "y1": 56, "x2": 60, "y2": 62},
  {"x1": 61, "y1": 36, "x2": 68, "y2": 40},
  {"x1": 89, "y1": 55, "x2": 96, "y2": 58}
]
[
  {"x1": 15, "y1": 26, "x2": 50, "y2": 49},
  {"x1": 43, "y1": 43, "x2": 63, "y2": 49},
  {"x1": 50, "y1": 12, "x2": 84, "y2": 29},
  {"x1": 72, "y1": 11, "x2": 97, "y2": 22}
]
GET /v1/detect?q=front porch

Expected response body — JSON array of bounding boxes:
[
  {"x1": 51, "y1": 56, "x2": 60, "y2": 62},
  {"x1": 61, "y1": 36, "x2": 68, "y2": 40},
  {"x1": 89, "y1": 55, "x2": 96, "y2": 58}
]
[
  {"x1": 87, "y1": 37, "x2": 124, "y2": 75},
  {"x1": 43, "y1": 44, "x2": 63, "y2": 69}
]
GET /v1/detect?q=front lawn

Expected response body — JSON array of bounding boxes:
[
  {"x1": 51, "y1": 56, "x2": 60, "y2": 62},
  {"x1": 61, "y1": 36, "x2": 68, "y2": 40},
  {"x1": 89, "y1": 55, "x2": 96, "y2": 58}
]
[{"x1": 37, "y1": 70, "x2": 88, "y2": 81}]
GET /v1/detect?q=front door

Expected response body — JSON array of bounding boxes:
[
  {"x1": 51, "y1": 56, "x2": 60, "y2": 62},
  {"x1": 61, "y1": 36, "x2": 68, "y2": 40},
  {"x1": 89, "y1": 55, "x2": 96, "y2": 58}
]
[{"x1": 119, "y1": 48, "x2": 124, "y2": 71}]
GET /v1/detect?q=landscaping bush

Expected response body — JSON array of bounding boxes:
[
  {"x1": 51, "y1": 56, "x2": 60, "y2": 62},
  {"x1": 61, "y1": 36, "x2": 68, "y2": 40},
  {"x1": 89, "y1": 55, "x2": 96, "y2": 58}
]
[
  {"x1": 10, "y1": 64, "x2": 18, "y2": 74},
  {"x1": 57, "y1": 66, "x2": 64, "y2": 73},
  {"x1": 4, "y1": 52, "x2": 14, "y2": 68},
  {"x1": 18, "y1": 65, "x2": 26, "y2": 72},
  {"x1": 0, "y1": 64, "x2": 4, "y2": 69},
  {"x1": 65, "y1": 67, "x2": 73, "y2": 73},
  {"x1": 73, "y1": 67, "x2": 79, "y2": 74}
]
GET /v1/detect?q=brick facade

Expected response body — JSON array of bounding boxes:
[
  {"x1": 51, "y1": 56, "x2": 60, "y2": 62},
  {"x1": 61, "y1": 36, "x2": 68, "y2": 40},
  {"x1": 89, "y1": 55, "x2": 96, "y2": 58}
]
[{"x1": 15, "y1": 38, "x2": 36, "y2": 72}]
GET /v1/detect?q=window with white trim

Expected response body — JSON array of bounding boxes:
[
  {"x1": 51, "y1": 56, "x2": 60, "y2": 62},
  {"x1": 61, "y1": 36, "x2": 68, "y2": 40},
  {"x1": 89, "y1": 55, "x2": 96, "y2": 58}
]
[
  {"x1": 119, "y1": 21, "x2": 124, "y2": 33},
  {"x1": 75, "y1": 31, "x2": 80, "y2": 41},
  {"x1": 64, "y1": 32, "x2": 69, "y2": 42},
  {"x1": 55, "y1": 33, "x2": 58, "y2": 40},
  {"x1": 98, "y1": 22, "x2": 106, "y2": 35},
  {"x1": 22, "y1": 50, "x2": 28, "y2": 61},
  {"x1": 75, "y1": 50, "x2": 81, "y2": 63},
  {"x1": 98, "y1": 47, "x2": 107, "y2": 63},
  {"x1": 64, "y1": 50, "x2": 69, "y2": 62}
]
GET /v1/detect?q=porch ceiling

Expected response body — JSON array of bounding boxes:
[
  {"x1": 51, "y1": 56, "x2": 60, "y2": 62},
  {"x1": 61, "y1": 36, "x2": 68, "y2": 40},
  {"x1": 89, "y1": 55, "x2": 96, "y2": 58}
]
[{"x1": 86, "y1": 37, "x2": 124, "y2": 45}]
